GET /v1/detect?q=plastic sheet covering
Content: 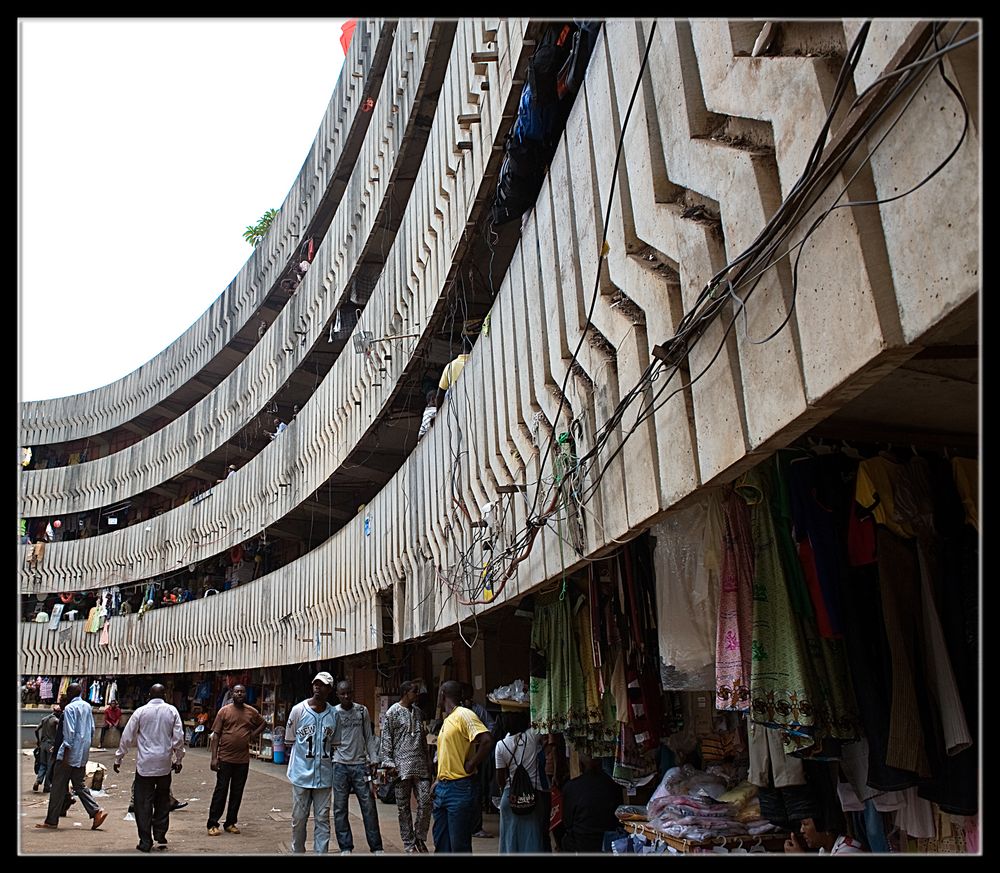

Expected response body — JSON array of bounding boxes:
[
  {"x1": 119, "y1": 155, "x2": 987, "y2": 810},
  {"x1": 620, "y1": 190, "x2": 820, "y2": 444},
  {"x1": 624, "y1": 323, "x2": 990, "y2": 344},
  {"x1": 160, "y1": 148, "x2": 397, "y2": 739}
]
[{"x1": 649, "y1": 492, "x2": 723, "y2": 690}]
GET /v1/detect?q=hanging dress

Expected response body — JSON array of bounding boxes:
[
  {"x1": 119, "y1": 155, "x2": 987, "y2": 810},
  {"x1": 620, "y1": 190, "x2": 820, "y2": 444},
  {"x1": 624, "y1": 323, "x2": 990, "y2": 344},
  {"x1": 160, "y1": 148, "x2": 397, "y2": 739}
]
[{"x1": 716, "y1": 491, "x2": 755, "y2": 711}]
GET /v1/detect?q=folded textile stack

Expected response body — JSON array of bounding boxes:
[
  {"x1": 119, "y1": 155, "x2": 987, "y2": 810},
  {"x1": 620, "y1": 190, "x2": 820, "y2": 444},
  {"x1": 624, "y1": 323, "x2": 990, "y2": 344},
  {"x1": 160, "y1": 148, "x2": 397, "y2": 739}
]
[
  {"x1": 615, "y1": 804, "x2": 649, "y2": 822},
  {"x1": 645, "y1": 771, "x2": 777, "y2": 842}
]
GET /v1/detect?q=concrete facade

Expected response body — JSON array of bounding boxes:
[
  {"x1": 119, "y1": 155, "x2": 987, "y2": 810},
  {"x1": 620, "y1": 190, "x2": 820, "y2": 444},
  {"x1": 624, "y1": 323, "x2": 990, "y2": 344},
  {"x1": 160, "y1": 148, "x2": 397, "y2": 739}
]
[{"x1": 20, "y1": 20, "x2": 979, "y2": 677}]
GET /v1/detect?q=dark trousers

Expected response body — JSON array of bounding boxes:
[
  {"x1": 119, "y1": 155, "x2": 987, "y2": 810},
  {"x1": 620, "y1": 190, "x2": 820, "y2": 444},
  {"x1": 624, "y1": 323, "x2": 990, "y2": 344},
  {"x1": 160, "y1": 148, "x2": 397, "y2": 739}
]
[
  {"x1": 44, "y1": 759, "x2": 100, "y2": 826},
  {"x1": 207, "y1": 761, "x2": 250, "y2": 829},
  {"x1": 134, "y1": 771, "x2": 172, "y2": 850}
]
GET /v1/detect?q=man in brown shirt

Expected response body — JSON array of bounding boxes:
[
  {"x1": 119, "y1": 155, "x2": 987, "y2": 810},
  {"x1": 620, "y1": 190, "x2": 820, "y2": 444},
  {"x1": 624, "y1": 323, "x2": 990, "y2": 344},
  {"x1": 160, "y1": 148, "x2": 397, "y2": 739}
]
[{"x1": 207, "y1": 685, "x2": 265, "y2": 836}]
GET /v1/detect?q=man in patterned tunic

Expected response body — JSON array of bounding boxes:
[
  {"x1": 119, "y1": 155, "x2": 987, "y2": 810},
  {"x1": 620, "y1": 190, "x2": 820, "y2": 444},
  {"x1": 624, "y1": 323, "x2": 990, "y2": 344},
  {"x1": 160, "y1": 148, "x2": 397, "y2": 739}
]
[{"x1": 379, "y1": 681, "x2": 432, "y2": 853}]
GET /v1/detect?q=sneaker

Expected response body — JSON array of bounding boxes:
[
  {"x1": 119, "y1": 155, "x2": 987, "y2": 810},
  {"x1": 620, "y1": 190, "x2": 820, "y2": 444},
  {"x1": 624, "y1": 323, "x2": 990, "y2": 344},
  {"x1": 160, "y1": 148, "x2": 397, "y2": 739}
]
[
  {"x1": 224, "y1": 824, "x2": 241, "y2": 834},
  {"x1": 340, "y1": 850, "x2": 352, "y2": 855},
  {"x1": 374, "y1": 850, "x2": 385, "y2": 855},
  {"x1": 92, "y1": 809, "x2": 108, "y2": 830},
  {"x1": 208, "y1": 827, "x2": 221, "y2": 836}
]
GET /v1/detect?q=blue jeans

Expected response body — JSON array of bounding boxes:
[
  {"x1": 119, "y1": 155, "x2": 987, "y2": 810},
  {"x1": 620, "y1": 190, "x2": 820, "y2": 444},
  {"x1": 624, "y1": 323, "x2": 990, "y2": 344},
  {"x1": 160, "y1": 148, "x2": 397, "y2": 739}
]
[
  {"x1": 332, "y1": 763, "x2": 382, "y2": 852},
  {"x1": 432, "y1": 776, "x2": 475, "y2": 853},
  {"x1": 291, "y1": 785, "x2": 331, "y2": 853}
]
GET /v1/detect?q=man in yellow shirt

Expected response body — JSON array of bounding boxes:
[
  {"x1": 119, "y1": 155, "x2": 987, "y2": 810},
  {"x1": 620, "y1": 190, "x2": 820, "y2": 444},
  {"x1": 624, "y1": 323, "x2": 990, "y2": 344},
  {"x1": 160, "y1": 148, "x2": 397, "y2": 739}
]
[{"x1": 430, "y1": 680, "x2": 493, "y2": 852}]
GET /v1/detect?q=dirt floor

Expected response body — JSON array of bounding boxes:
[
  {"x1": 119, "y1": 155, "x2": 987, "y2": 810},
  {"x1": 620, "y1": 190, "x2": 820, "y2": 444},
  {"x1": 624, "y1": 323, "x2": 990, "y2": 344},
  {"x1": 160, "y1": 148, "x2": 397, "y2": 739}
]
[{"x1": 20, "y1": 746, "x2": 501, "y2": 856}]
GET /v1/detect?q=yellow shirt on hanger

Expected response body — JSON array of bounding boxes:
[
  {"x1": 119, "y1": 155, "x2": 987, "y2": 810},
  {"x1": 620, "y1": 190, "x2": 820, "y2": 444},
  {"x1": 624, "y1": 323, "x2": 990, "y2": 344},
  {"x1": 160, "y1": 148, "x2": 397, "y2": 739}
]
[
  {"x1": 951, "y1": 458, "x2": 978, "y2": 531},
  {"x1": 855, "y1": 456, "x2": 914, "y2": 538}
]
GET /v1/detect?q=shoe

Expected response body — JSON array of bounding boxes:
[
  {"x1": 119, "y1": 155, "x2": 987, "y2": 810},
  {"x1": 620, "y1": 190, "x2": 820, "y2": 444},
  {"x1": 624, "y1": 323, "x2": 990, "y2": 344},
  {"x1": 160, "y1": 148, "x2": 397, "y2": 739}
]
[
  {"x1": 340, "y1": 849, "x2": 352, "y2": 855},
  {"x1": 127, "y1": 805, "x2": 134, "y2": 814},
  {"x1": 42, "y1": 788, "x2": 50, "y2": 794},
  {"x1": 415, "y1": 840, "x2": 428, "y2": 853},
  {"x1": 34, "y1": 823, "x2": 58, "y2": 829},
  {"x1": 92, "y1": 809, "x2": 108, "y2": 830},
  {"x1": 224, "y1": 824, "x2": 240, "y2": 834},
  {"x1": 405, "y1": 847, "x2": 419, "y2": 854},
  {"x1": 170, "y1": 801, "x2": 189, "y2": 811},
  {"x1": 374, "y1": 850, "x2": 385, "y2": 855},
  {"x1": 136, "y1": 844, "x2": 151, "y2": 853},
  {"x1": 32, "y1": 782, "x2": 39, "y2": 792},
  {"x1": 154, "y1": 836, "x2": 167, "y2": 846},
  {"x1": 208, "y1": 826, "x2": 221, "y2": 836},
  {"x1": 153, "y1": 844, "x2": 167, "y2": 852},
  {"x1": 472, "y1": 830, "x2": 492, "y2": 838}
]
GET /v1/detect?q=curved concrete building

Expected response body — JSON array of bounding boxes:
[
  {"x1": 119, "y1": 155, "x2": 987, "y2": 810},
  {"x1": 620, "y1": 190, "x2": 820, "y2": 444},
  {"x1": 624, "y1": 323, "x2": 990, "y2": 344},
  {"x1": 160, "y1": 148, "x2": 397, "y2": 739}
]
[{"x1": 20, "y1": 20, "x2": 979, "y2": 814}]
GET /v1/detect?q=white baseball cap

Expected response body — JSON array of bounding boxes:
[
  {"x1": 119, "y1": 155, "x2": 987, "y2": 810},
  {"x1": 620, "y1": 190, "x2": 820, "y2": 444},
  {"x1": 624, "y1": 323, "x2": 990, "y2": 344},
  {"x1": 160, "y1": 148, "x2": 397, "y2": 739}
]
[{"x1": 313, "y1": 671, "x2": 334, "y2": 686}]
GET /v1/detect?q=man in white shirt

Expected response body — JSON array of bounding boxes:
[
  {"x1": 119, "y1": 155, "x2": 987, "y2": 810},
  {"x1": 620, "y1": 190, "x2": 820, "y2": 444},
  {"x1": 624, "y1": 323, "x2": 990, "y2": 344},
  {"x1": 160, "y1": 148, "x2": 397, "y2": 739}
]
[
  {"x1": 269, "y1": 418, "x2": 288, "y2": 440},
  {"x1": 113, "y1": 683, "x2": 185, "y2": 853}
]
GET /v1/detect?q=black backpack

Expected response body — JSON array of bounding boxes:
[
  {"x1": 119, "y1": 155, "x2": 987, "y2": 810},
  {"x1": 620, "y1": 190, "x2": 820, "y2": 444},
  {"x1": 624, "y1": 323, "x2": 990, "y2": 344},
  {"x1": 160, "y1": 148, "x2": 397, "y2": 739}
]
[{"x1": 507, "y1": 734, "x2": 537, "y2": 816}]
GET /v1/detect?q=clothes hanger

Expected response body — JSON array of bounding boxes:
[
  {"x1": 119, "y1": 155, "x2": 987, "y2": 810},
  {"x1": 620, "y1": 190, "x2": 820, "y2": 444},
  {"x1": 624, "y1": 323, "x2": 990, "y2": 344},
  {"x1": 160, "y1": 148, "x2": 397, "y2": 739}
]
[{"x1": 840, "y1": 439, "x2": 862, "y2": 460}]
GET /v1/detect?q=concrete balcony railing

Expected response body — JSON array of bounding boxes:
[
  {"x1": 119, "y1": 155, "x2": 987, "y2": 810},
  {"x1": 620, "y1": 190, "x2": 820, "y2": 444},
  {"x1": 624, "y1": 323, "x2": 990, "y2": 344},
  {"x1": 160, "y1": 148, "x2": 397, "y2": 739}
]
[
  {"x1": 18, "y1": 18, "x2": 530, "y2": 595},
  {"x1": 20, "y1": 20, "x2": 978, "y2": 674},
  {"x1": 19, "y1": 20, "x2": 449, "y2": 519},
  {"x1": 20, "y1": 20, "x2": 390, "y2": 446}
]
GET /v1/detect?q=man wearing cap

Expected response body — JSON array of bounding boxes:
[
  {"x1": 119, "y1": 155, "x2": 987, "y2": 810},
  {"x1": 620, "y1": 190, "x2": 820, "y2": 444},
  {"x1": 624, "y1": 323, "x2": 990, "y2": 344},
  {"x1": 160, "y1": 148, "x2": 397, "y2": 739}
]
[{"x1": 285, "y1": 672, "x2": 339, "y2": 853}]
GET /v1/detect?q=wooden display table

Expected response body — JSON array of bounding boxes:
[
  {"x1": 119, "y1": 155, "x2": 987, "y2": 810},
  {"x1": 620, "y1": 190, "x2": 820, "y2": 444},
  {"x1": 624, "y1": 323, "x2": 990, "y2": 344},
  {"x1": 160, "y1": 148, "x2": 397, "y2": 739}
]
[{"x1": 619, "y1": 819, "x2": 788, "y2": 853}]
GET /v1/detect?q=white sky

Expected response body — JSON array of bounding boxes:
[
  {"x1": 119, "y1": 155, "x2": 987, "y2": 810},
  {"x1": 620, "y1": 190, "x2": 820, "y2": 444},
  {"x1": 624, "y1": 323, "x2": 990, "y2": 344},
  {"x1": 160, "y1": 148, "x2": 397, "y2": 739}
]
[{"x1": 19, "y1": 18, "x2": 348, "y2": 402}]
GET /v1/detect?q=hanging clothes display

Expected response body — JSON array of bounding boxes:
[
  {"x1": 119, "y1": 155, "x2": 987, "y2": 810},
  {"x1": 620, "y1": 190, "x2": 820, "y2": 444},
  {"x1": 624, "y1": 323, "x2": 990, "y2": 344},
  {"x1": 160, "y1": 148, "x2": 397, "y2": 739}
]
[
  {"x1": 736, "y1": 464, "x2": 816, "y2": 750},
  {"x1": 530, "y1": 590, "x2": 590, "y2": 737},
  {"x1": 715, "y1": 492, "x2": 755, "y2": 712},
  {"x1": 648, "y1": 492, "x2": 722, "y2": 692}
]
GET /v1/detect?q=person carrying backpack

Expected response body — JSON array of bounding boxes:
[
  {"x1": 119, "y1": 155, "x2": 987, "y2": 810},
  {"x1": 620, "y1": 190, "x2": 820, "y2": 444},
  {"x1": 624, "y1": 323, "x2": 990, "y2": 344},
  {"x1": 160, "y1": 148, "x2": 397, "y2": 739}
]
[{"x1": 494, "y1": 711, "x2": 546, "y2": 852}]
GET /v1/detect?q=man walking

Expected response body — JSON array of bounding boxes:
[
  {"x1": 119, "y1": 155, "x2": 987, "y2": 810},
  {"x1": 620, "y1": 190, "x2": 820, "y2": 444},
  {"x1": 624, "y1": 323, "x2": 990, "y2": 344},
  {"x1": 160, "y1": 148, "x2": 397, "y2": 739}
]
[
  {"x1": 207, "y1": 684, "x2": 265, "y2": 836},
  {"x1": 431, "y1": 680, "x2": 494, "y2": 853},
  {"x1": 331, "y1": 679, "x2": 384, "y2": 854},
  {"x1": 33, "y1": 704, "x2": 61, "y2": 792},
  {"x1": 379, "y1": 681, "x2": 432, "y2": 853},
  {"x1": 285, "y1": 672, "x2": 339, "y2": 853},
  {"x1": 34, "y1": 683, "x2": 108, "y2": 831},
  {"x1": 113, "y1": 683, "x2": 185, "y2": 852}
]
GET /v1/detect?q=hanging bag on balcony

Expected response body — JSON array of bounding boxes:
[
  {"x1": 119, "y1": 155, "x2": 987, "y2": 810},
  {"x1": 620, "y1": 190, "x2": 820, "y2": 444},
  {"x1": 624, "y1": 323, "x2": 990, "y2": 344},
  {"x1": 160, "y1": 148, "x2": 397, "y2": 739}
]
[{"x1": 491, "y1": 23, "x2": 577, "y2": 226}]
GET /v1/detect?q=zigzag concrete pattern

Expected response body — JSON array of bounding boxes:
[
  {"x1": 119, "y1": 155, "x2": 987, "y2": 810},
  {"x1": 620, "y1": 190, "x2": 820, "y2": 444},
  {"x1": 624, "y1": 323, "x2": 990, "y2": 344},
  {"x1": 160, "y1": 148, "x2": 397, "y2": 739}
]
[
  {"x1": 20, "y1": 21, "x2": 389, "y2": 446},
  {"x1": 19, "y1": 19, "x2": 978, "y2": 676}
]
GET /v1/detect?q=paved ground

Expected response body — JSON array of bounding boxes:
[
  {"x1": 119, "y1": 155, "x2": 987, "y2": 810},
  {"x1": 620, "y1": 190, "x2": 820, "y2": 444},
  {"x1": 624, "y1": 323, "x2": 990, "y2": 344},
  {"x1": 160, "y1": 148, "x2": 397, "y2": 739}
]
[{"x1": 20, "y1": 746, "x2": 501, "y2": 856}]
